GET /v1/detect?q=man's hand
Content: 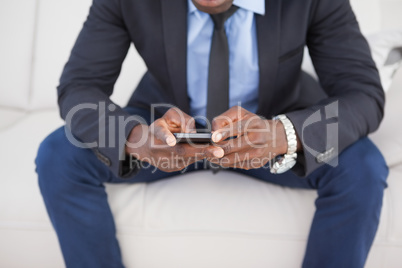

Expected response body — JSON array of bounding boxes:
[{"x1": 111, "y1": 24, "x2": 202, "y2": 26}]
[
  {"x1": 209, "y1": 106, "x2": 296, "y2": 170},
  {"x1": 125, "y1": 107, "x2": 224, "y2": 172}
]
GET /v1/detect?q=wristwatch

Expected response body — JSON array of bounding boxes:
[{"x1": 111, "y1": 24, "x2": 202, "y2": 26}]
[{"x1": 270, "y1": 114, "x2": 298, "y2": 174}]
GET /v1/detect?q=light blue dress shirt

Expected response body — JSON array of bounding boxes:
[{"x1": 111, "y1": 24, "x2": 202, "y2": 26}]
[{"x1": 187, "y1": 0, "x2": 265, "y2": 124}]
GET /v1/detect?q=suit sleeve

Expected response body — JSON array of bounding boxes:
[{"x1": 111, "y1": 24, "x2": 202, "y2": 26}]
[
  {"x1": 57, "y1": 0, "x2": 142, "y2": 178},
  {"x1": 286, "y1": 0, "x2": 385, "y2": 176}
]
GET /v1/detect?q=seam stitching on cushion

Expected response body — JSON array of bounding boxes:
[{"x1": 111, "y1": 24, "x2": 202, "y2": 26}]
[{"x1": 27, "y1": 0, "x2": 40, "y2": 110}]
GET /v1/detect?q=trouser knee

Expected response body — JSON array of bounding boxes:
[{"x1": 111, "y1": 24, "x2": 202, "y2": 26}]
[
  {"x1": 35, "y1": 127, "x2": 111, "y2": 198},
  {"x1": 317, "y1": 138, "x2": 388, "y2": 215}
]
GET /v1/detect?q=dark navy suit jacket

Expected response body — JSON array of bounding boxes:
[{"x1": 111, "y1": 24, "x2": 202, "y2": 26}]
[{"x1": 58, "y1": 0, "x2": 384, "y2": 178}]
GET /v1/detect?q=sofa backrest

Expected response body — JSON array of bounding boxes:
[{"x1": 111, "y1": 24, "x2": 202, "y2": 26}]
[
  {"x1": 0, "y1": 0, "x2": 400, "y2": 111},
  {"x1": 0, "y1": 0, "x2": 38, "y2": 110},
  {"x1": 0, "y1": 0, "x2": 146, "y2": 111}
]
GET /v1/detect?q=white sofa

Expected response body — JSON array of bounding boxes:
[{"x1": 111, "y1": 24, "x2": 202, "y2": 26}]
[{"x1": 1, "y1": 0, "x2": 402, "y2": 267}]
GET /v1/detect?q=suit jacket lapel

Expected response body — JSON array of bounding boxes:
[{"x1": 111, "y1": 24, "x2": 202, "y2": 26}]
[
  {"x1": 161, "y1": 0, "x2": 190, "y2": 113},
  {"x1": 256, "y1": 0, "x2": 282, "y2": 117}
]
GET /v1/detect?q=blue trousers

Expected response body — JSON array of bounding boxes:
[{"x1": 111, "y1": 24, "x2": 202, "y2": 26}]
[{"x1": 35, "y1": 107, "x2": 388, "y2": 268}]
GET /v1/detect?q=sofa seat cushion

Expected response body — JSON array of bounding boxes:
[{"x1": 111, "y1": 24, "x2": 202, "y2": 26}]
[
  {"x1": 0, "y1": 108, "x2": 27, "y2": 130},
  {"x1": 370, "y1": 68, "x2": 402, "y2": 167},
  {"x1": 0, "y1": 107, "x2": 400, "y2": 267},
  {"x1": 107, "y1": 171, "x2": 316, "y2": 237}
]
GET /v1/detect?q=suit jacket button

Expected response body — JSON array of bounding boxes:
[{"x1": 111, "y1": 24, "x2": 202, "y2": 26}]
[
  {"x1": 98, "y1": 155, "x2": 111, "y2": 166},
  {"x1": 94, "y1": 149, "x2": 111, "y2": 166},
  {"x1": 316, "y1": 154, "x2": 324, "y2": 163},
  {"x1": 103, "y1": 158, "x2": 111, "y2": 166}
]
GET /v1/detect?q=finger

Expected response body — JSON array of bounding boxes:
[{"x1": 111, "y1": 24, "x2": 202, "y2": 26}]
[
  {"x1": 211, "y1": 106, "x2": 250, "y2": 131},
  {"x1": 212, "y1": 150, "x2": 251, "y2": 167},
  {"x1": 213, "y1": 135, "x2": 246, "y2": 155},
  {"x1": 227, "y1": 157, "x2": 270, "y2": 170},
  {"x1": 171, "y1": 143, "x2": 224, "y2": 159},
  {"x1": 212, "y1": 120, "x2": 248, "y2": 144},
  {"x1": 211, "y1": 151, "x2": 271, "y2": 169},
  {"x1": 217, "y1": 133, "x2": 269, "y2": 156},
  {"x1": 182, "y1": 116, "x2": 196, "y2": 133},
  {"x1": 151, "y1": 119, "x2": 176, "y2": 147},
  {"x1": 163, "y1": 107, "x2": 196, "y2": 133},
  {"x1": 212, "y1": 115, "x2": 265, "y2": 143},
  {"x1": 218, "y1": 152, "x2": 253, "y2": 168}
]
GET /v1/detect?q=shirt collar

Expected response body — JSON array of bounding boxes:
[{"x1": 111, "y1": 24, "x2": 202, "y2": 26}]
[{"x1": 188, "y1": 0, "x2": 265, "y2": 16}]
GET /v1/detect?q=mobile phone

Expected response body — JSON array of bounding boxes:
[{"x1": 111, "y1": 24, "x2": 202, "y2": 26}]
[{"x1": 173, "y1": 133, "x2": 212, "y2": 143}]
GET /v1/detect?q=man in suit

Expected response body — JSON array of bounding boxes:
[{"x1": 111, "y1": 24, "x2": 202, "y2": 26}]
[{"x1": 35, "y1": 0, "x2": 389, "y2": 267}]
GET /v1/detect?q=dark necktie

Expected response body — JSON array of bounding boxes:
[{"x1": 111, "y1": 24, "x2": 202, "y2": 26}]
[
  {"x1": 206, "y1": 6, "x2": 239, "y2": 173},
  {"x1": 206, "y1": 5, "x2": 239, "y2": 124}
]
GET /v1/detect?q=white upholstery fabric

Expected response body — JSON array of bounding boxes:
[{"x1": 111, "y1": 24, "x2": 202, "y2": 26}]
[
  {"x1": 0, "y1": 110, "x2": 64, "y2": 267},
  {"x1": 0, "y1": 108, "x2": 27, "y2": 130},
  {"x1": 108, "y1": 171, "x2": 316, "y2": 236},
  {"x1": 0, "y1": 0, "x2": 37, "y2": 109},
  {"x1": 29, "y1": 0, "x2": 92, "y2": 110},
  {"x1": 366, "y1": 30, "x2": 402, "y2": 91},
  {"x1": 370, "y1": 68, "x2": 402, "y2": 167},
  {"x1": 382, "y1": 0, "x2": 402, "y2": 30},
  {"x1": 0, "y1": 111, "x2": 63, "y2": 224},
  {"x1": 1, "y1": 0, "x2": 402, "y2": 267},
  {"x1": 110, "y1": 47, "x2": 147, "y2": 108},
  {"x1": 0, "y1": 78, "x2": 401, "y2": 266},
  {"x1": 350, "y1": 0, "x2": 382, "y2": 34},
  {"x1": 29, "y1": 0, "x2": 146, "y2": 110},
  {"x1": 108, "y1": 169, "x2": 401, "y2": 268}
]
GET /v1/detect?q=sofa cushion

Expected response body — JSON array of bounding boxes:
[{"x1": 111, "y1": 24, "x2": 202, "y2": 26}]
[
  {"x1": 0, "y1": 107, "x2": 398, "y2": 267},
  {"x1": 370, "y1": 68, "x2": 402, "y2": 167},
  {"x1": 29, "y1": 0, "x2": 146, "y2": 110},
  {"x1": 29, "y1": 0, "x2": 91, "y2": 110},
  {"x1": 104, "y1": 168, "x2": 395, "y2": 268},
  {"x1": 0, "y1": 110, "x2": 63, "y2": 224},
  {"x1": 366, "y1": 30, "x2": 402, "y2": 91},
  {"x1": 0, "y1": 108, "x2": 27, "y2": 131},
  {"x1": 108, "y1": 171, "x2": 316, "y2": 237},
  {"x1": 350, "y1": 0, "x2": 381, "y2": 34},
  {"x1": 0, "y1": 0, "x2": 37, "y2": 109}
]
